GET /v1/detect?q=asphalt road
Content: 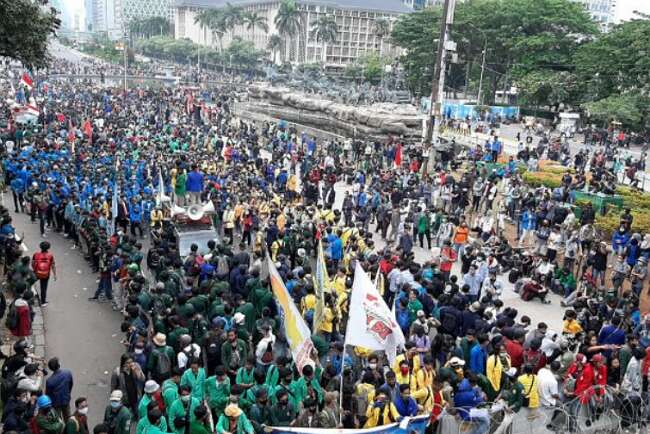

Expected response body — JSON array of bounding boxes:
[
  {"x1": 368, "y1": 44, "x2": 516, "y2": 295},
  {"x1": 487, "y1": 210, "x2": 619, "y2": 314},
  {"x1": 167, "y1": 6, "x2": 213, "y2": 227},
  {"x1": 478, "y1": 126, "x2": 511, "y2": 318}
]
[{"x1": 5, "y1": 196, "x2": 123, "y2": 427}]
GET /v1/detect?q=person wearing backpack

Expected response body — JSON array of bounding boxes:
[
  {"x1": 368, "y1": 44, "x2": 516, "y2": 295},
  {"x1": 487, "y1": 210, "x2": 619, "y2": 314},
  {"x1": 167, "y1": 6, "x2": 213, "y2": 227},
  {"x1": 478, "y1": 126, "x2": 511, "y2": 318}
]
[
  {"x1": 8, "y1": 290, "x2": 32, "y2": 338},
  {"x1": 32, "y1": 241, "x2": 57, "y2": 306},
  {"x1": 147, "y1": 333, "x2": 175, "y2": 384}
]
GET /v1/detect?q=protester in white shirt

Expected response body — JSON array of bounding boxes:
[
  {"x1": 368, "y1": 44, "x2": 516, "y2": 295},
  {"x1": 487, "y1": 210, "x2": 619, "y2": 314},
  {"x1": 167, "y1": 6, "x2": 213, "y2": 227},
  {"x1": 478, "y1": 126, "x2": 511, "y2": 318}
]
[{"x1": 537, "y1": 361, "x2": 560, "y2": 407}]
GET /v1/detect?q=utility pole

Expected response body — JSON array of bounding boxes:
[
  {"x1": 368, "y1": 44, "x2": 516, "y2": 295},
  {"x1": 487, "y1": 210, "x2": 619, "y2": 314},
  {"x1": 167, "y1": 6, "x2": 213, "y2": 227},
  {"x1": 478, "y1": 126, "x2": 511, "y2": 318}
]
[
  {"x1": 425, "y1": 0, "x2": 456, "y2": 170},
  {"x1": 477, "y1": 39, "x2": 486, "y2": 105}
]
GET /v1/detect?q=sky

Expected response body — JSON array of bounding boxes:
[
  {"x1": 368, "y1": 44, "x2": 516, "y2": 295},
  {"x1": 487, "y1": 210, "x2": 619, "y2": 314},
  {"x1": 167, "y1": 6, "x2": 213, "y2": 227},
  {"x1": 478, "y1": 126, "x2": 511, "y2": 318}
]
[{"x1": 57, "y1": 0, "x2": 650, "y2": 30}]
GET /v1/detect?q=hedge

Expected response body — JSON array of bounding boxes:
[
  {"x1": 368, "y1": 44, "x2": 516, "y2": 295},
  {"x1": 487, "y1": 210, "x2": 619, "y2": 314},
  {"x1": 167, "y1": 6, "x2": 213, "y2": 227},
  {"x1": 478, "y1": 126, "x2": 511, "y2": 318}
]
[
  {"x1": 522, "y1": 171, "x2": 563, "y2": 188},
  {"x1": 615, "y1": 186, "x2": 650, "y2": 210},
  {"x1": 595, "y1": 209, "x2": 650, "y2": 238}
]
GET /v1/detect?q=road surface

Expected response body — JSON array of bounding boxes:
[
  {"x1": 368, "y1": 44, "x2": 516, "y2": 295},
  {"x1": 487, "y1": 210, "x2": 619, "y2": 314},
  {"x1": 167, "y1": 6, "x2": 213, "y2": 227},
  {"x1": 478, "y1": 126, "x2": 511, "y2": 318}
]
[{"x1": 7, "y1": 201, "x2": 123, "y2": 427}]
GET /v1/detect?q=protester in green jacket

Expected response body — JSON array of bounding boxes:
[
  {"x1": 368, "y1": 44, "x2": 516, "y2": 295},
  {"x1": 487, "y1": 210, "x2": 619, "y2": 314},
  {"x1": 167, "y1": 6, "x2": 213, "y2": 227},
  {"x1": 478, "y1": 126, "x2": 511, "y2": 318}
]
[
  {"x1": 190, "y1": 406, "x2": 213, "y2": 434},
  {"x1": 138, "y1": 380, "x2": 161, "y2": 420},
  {"x1": 168, "y1": 385, "x2": 202, "y2": 434},
  {"x1": 204, "y1": 366, "x2": 231, "y2": 416},
  {"x1": 180, "y1": 359, "x2": 207, "y2": 401},
  {"x1": 290, "y1": 364, "x2": 324, "y2": 404},
  {"x1": 216, "y1": 404, "x2": 254, "y2": 434},
  {"x1": 104, "y1": 391, "x2": 133, "y2": 434},
  {"x1": 162, "y1": 370, "x2": 182, "y2": 410},
  {"x1": 136, "y1": 401, "x2": 168, "y2": 434}
]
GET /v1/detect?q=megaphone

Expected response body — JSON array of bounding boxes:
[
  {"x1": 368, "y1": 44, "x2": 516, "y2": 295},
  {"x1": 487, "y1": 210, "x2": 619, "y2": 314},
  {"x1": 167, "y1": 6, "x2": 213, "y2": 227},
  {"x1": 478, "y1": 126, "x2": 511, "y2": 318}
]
[
  {"x1": 202, "y1": 201, "x2": 215, "y2": 215},
  {"x1": 171, "y1": 204, "x2": 186, "y2": 217},
  {"x1": 187, "y1": 204, "x2": 205, "y2": 220}
]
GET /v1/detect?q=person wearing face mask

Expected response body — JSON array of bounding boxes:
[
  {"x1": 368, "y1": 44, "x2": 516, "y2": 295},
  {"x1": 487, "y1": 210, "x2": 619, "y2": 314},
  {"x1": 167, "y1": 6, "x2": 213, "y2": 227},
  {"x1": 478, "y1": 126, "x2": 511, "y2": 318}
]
[
  {"x1": 168, "y1": 385, "x2": 202, "y2": 434},
  {"x1": 363, "y1": 355, "x2": 384, "y2": 388},
  {"x1": 269, "y1": 389, "x2": 296, "y2": 427},
  {"x1": 103, "y1": 391, "x2": 132, "y2": 434},
  {"x1": 394, "y1": 360, "x2": 418, "y2": 392},
  {"x1": 292, "y1": 397, "x2": 322, "y2": 428},
  {"x1": 65, "y1": 397, "x2": 90, "y2": 434},
  {"x1": 111, "y1": 354, "x2": 145, "y2": 417}
]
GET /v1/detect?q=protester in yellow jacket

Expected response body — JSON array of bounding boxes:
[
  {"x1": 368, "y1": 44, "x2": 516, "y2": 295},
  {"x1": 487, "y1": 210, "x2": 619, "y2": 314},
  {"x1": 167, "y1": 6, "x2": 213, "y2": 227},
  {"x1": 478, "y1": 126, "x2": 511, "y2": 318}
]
[
  {"x1": 364, "y1": 392, "x2": 400, "y2": 428},
  {"x1": 486, "y1": 345, "x2": 511, "y2": 393}
]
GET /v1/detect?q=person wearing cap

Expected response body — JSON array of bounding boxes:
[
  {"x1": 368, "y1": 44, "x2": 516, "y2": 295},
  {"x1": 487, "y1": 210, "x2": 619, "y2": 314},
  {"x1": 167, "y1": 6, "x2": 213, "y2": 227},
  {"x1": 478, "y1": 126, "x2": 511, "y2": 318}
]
[
  {"x1": 216, "y1": 403, "x2": 254, "y2": 434},
  {"x1": 103, "y1": 390, "x2": 132, "y2": 434},
  {"x1": 137, "y1": 380, "x2": 161, "y2": 420},
  {"x1": 438, "y1": 357, "x2": 465, "y2": 390},
  {"x1": 147, "y1": 333, "x2": 175, "y2": 383}
]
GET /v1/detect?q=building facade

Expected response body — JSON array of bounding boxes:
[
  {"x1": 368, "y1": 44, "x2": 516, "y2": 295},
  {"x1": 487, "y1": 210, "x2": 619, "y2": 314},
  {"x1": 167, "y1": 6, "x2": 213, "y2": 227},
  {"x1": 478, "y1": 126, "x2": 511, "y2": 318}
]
[
  {"x1": 175, "y1": 0, "x2": 411, "y2": 67},
  {"x1": 92, "y1": 0, "x2": 172, "y2": 37},
  {"x1": 572, "y1": 0, "x2": 616, "y2": 31}
]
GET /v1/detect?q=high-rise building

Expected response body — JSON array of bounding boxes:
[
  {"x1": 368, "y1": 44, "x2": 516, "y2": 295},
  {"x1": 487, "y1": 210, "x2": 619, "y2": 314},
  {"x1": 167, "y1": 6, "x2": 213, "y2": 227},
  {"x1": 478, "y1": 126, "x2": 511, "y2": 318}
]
[
  {"x1": 175, "y1": 0, "x2": 410, "y2": 67},
  {"x1": 92, "y1": 0, "x2": 172, "y2": 37},
  {"x1": 572, "y1": 0, "x2": 617, "y2": 31},
  {"x1": 402, "y1": 0, "x2": 442, "y2": 10}
]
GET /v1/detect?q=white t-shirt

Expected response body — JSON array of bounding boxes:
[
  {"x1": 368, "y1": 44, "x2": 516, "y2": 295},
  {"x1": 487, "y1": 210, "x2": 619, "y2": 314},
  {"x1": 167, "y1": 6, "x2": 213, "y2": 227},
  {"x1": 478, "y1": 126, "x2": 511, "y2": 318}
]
[{"x1": 537, "y1": 367, "x2": 558, "y2": 407}]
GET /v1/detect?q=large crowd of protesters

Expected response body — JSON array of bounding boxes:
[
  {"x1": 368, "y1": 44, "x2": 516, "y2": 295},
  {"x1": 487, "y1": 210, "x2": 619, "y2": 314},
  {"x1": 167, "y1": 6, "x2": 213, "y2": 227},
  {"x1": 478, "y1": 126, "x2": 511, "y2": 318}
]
[{"x1": 1, "y1": 54, "x2": 650, "y2": 434}]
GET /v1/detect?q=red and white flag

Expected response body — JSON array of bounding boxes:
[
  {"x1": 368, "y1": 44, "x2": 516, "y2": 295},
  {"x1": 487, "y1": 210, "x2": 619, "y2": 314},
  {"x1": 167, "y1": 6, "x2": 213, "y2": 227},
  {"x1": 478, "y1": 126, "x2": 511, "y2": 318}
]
[
  {"x1": 344, "y1": 262, "x2": 405, "y2": 362},
  {"x1": 20, "y1": 72, "x2": 33, "y2": 89}
]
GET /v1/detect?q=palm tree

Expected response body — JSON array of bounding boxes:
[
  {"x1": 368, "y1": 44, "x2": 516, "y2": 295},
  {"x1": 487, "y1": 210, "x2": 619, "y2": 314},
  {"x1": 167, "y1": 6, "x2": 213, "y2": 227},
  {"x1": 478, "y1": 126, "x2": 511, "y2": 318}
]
[
  {"x1": 242, "y1": 11, "x2": 268, "y2": 46},
  {"x1": 310, "y1": 15, "x2": 337, "y2": 63},
  {"x1": 372, "y1": 18, "x2": 390, "y2": 57},
  {"x1": 223, "y1": 3, "x2": 243, "y2": 42},
  {"x1": 194, "y1": 10, "x2": 212, "y2": 45},
  {"x1": 274, "y1": 0, "x2": 302, "y2": 62},
  {"x1": 267, "y1": 34, "x2": 283, "y2": 64}
]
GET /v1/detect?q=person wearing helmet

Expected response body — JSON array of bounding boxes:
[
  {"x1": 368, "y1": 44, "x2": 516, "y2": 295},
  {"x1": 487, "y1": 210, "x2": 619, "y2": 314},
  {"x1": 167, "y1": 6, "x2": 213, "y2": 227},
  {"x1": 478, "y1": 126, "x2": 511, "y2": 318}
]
[{"x1": 35, "y1": 395, "x2": 65, "y2": 434}]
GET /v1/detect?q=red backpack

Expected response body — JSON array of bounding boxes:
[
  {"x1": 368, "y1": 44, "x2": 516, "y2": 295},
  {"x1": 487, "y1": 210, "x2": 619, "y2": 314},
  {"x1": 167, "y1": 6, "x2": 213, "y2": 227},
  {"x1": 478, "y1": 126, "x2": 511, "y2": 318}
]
[{"x1": 33, "y1": 252, "x2": 53, "y2": 280}]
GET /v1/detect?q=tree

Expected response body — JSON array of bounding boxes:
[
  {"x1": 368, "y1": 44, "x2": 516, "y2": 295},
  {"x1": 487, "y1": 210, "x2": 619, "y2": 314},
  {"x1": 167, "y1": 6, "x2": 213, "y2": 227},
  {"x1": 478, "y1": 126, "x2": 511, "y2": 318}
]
[
  {"x1": 225, "y1": 37, "x2": 264, "y2": 71},
  {"x1": 223, "y1": 3, "x2": 243, "y2": 41},
  {"x1": 130, "y1": 17, "x2": 171, "y2": 39},
  {"x1": 583, "y1": 95, "x2": 644, "y2": 129},
  {"x1": 361, "y1": 54, "x2": 385, "y2": 84},
  {"x1": 372, "y1": 18, "x2": 390, "y2": 57},
  {"x1": 310, "y1": 15, "x2": 337, "y2": 62},
  {"x1": 267, "y1": 34, "x2": 283, "y2": 64},
  {"x1": 242, "y1": 11, "x2": 268, "y2": 44},
  {"x1": 0, "y1": 0, "x2": 60, "y2": 68},
  {"x1": 194, "y1": 10, "x2": 213, "y2": 45},
  {"x1": 274, "y1": 0, "x2": 302, "y2": 62},
  {"x1": 391, "y1": 0, "x2": 597, "y2": 102}
]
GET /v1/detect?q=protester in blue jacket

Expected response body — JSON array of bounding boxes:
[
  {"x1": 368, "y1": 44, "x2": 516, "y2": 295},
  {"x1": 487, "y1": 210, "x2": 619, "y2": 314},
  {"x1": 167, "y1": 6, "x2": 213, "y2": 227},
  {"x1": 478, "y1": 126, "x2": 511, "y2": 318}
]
[
  {"x1": 394, "y1": 384, "x2": 418, "y2": 417},
  {"x1": 44, "y1": 358, "x2": 74, "y2": 420}
]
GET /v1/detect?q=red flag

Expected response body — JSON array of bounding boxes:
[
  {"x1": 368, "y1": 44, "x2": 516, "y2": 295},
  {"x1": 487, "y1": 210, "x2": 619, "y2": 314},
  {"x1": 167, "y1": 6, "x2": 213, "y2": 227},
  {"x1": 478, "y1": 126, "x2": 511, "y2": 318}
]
[
  {"x1": 83, "y1": 119, "x2": 93, "y2": 144},
  {"x1": 20, "y1": 72, "x2": 33, "y2": 89},
  {"x1": 394, "y1": 143, "x2": 402, "y2": 166}
]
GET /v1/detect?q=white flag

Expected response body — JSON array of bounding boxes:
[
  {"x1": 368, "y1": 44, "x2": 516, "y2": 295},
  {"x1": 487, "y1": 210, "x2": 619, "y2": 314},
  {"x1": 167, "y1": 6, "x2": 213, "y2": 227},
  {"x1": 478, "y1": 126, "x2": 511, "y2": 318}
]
[{"x1": 345, "y1": 262, "x2": 405, "y2": 363}]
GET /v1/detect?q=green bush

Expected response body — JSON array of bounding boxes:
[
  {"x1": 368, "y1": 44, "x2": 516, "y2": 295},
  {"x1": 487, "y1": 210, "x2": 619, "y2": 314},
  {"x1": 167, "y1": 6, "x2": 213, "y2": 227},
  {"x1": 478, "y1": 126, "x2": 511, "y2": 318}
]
[
  {"x1": 522, "y1": 171, "x2": 563, "y2": 188},
  {"x1": 615, "y1": 186, "x2": 650, "y2": 210},
  {"x1": 595, "y1": 209, "x2": 650, "y2": 238}
]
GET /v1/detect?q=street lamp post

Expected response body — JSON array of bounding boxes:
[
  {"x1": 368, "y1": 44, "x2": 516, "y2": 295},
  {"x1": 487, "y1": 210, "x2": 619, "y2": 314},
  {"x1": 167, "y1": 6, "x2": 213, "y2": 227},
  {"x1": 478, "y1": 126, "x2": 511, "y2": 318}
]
[{"x1": 477, "y1": 39, "x2": 487, "y2": 105}]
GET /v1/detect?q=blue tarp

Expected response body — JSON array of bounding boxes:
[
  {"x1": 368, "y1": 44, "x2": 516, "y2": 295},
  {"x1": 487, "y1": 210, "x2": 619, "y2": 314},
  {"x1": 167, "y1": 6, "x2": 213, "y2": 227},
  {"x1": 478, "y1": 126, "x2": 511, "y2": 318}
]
[
  {"x1": 270, "y1": 415, "x2": 429, "y2": 434},
  {"x1": 419, "y1": 99, "x2": 520, "y2": 120}
]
